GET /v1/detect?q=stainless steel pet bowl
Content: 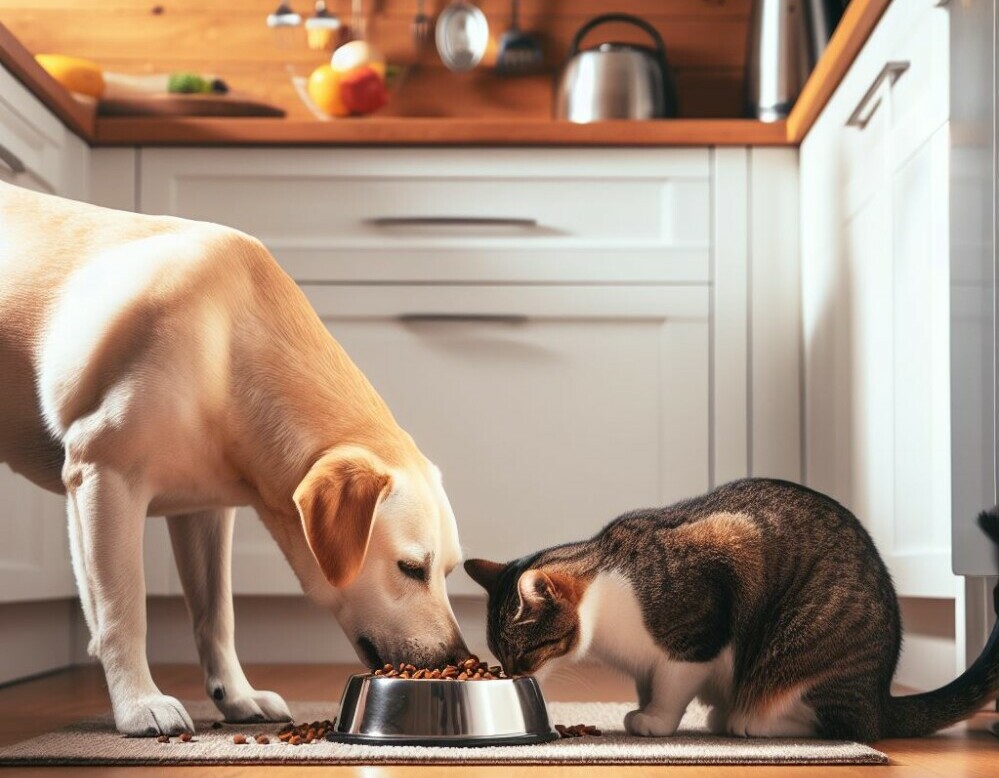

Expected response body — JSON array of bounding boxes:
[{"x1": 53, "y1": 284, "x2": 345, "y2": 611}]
[{"x1": 327, "y1": 674, "x2": 558, "y2": 746}]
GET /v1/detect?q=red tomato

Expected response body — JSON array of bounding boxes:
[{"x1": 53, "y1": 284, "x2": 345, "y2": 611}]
[{"x1": 340, "y1": 66, "x2": 388, "y2": 115}]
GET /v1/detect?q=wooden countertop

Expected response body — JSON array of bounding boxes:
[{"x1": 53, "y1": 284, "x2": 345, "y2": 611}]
[
  {"x1": 91, "y1": 116, "x2": 790, "y2": 147},
  {"x1": 0, "y1": 0, "x2": 890, "y2": 148}
]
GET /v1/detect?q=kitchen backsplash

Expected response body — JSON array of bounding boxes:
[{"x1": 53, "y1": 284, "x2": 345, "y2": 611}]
[{"x1": 0, "y1": 0, "x2": 752, "y2": 118}]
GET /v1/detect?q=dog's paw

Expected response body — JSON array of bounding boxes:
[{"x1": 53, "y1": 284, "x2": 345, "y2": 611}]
[
  {"x1": 115, "y1": 694, "x2": 195, "y2": 736},
  {"x1": 216, "y1": 689, "x2": 292, "y2": 723},
  {"x1": 624, "y1": 709, "x2": 679, "y2": 737}
]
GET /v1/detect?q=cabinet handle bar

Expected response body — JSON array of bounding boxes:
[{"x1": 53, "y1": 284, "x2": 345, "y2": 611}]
[
  {"x1": 846, "y1": 61, "x2": 910, "y2": 129},
  {"x1": 0, "y1": 143, "x2": 26, "y2": 175},
  {"x1": 367, "y1": 216, "x2": 538, "y2": 228},
  {"x1": 398, "y1": 313, "x2": 529, "y2": 325}
]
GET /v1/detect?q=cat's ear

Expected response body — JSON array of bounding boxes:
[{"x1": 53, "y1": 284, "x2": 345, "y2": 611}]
[
  {"x1": 515, "y1": 569, "x2": 581, "y2": 622},
  {"x1": 514, "y1": 569, "x2": 562, "y2": 623},
  {"x1": 518, "y1": 569, "x2": 556, "y2": 605},
  {"x1": 464, "y1": 559, "x2": 505, "y2": 594}
]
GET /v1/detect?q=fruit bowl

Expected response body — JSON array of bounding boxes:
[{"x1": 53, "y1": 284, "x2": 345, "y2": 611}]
[{"x1": 326, "y1": 673, "x2": 559, "y2": 747}]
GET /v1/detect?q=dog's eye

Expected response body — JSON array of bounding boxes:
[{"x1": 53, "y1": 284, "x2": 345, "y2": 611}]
[{"x1": 398, "y1": 560, "x2": 428, "y2": 582}]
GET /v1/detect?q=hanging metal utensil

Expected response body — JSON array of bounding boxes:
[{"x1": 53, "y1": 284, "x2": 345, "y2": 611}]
[
  {"x1": 412, "y1": 0, "x2": 434, "y2": 52},
  {"x1": 435, "y1": 1, "x2": 489, "y2": 72},
  {"x1": 266, "y1": 1, "x2": 303, "y2": 49},
  {"x1": 495, "y1": 0, "x2": 543, "y2": 75}
]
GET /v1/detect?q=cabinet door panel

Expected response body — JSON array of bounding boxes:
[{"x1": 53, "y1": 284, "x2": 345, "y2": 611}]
[
  {"x1": 0, "y1": 465, "x2": 75, "y2": 602},
  {"x1": 225, "y1": 285, "x2": 710, "y2": 597},
  {"x1": 888, "y1": 127, "x2": 955, "y2": 597},
  {"x1": 844, "y1": 184, "x2": 895, "y2": 554}
]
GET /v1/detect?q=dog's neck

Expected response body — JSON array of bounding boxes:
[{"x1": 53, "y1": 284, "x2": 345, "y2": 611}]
[{"x1": 226, "y1": 309, "x2": 416, "y2": 518}]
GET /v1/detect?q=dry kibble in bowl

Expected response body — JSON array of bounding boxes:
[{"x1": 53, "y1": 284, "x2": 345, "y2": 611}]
[{"x1": 372, "y1": 656, "x2": 511, "y2": 680}]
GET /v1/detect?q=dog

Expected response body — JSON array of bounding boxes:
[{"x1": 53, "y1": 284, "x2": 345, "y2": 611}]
[{"x1": 0, "y1": 181, "x2": 469, "y2": 735}]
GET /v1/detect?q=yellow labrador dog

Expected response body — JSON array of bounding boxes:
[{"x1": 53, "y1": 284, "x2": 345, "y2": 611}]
[{"x1": 0, "y1": 181, "x2": 468, "y2": 735}]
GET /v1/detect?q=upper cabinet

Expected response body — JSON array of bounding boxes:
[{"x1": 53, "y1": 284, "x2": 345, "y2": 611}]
[{"x1": 801, "y1": 0, "x2": 956, "y2": 599}]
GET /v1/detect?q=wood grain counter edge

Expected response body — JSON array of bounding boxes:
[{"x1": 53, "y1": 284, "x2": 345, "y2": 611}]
[
  {"x1": 91, "y1": 117, "x2": 790, "y2": 147},
  {"x1": 2, "y1": 0, "x2": 889, "y2": 148},
  {"x1": 0, "y1": 24, "x2": 95, "y2": 139}
]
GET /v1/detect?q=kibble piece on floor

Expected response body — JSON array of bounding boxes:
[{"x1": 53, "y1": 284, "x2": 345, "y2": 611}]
[
  {"x1": 232, "y1": 734, "x2": 246, "y2": 744},
  {"x1": 156, "y1": 735, "x2": 170, "y2": 744},
  {"x1": 179, "y1": 732, "x2": 193, "y2": 742},
  {"x1": 255, "y1": 735, "x2": 270, "y2": 744}
]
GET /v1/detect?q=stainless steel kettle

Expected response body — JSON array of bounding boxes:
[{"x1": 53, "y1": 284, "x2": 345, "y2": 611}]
[{"x1": 554, "y1": 14, "x2": 679, "y2": 122}]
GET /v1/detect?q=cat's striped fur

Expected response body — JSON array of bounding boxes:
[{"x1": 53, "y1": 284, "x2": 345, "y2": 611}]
[{"x1": 466, "y1": 479, "x2": 999, "y2": 741}]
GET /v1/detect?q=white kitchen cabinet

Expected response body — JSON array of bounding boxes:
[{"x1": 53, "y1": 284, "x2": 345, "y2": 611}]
[
  {"x1": 138, "y1": 146, "x2": 800, "y2": 597},
  {"x1": 0, "y1": 63, "x2": 87, "y2": 199},
  {"x1": 0, "y1": 465, "x2": 76, "y2": 603},
  {"x1": 801, "y1": 0, "x2": 957, "y2": 599},
  {"x1": 314, "y1": 284, "x2": 709, "y2": 596},
  {"x1": 0, "y1": 63, "x2": 87, "y2": 604},
  {"x1": 163, "y1": 284, "x2": 711, "y2": 597},
  {"x1": 139, "y1": 148, "x2": 712, "y2": 285}
]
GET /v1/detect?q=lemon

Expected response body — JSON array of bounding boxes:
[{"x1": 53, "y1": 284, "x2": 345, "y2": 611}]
[
  {"x1": 307, "y1": 64, "x2": 349, "y2": 117},
  {"x1": 35, "y1": 54, "x2": 105, "y2": 99}
]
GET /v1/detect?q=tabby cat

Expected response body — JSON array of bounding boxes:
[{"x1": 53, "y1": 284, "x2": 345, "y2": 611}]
[{"x1": 465, "y1": 479, "x2": 999, "y2": 741}]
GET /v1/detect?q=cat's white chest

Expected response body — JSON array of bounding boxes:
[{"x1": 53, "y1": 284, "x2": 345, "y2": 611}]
[{"x1": 574, "y1": 570, "x2": 667, "y2": 676}]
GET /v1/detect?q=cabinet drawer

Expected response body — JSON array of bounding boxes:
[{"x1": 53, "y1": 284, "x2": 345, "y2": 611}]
[
  {"x1": 224, "y1": 284, "x2": 711, "y2": 596},
  {"x1": 139, "y1": 148, "x2": 711, "y2": 283},
  {"x1": 0, "y1": 65, "x2": 71, "y2": 194}
]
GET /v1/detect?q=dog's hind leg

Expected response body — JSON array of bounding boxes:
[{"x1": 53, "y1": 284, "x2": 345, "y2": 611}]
[
  {"x1": 167, "y1": 508, "x2": 292, "y2": 723},
  {"x1": 65, "y1": 456, "x2": 194, "y2": 736}
]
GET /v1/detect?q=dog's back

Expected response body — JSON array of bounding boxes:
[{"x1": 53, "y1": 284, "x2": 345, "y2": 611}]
[{"x1": 0, "y1": 182, "x2": 267, "y2": 495}]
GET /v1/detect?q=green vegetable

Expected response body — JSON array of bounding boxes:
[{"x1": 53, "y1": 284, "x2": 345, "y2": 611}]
[{"x1": 167, "y1": 73, "x2": 212, "y2": 94}]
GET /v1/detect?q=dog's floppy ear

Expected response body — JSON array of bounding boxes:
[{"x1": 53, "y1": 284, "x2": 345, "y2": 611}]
[
  {"x1": 293, "y1": 447, "x2": 391, "y2": 588},
  {"x1": 464, "y1": 559, "x2": 505, "y2": 594}
]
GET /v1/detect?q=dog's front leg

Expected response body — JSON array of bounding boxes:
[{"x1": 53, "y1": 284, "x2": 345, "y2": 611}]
[
  {"x1": 66, "y1": 463, "x2": 194, "y2": 736},
  {"x1": 167, "y1": 509, "x2": 292, "y2": 723}
]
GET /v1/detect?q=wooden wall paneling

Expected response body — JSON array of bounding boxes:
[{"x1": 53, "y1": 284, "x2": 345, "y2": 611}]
[{"x1": 0, "y1": 0, "x2": 754, "y2": 118}]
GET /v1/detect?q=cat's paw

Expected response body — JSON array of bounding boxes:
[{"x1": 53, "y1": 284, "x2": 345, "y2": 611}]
[{"x1": 624, "y1": 709, "x2": 679, "y2": 737}]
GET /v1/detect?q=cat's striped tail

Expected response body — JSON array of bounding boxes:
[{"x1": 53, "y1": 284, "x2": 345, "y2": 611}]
[{"x1": 882, "y1": 508, "x2": 999, "y2": 738}]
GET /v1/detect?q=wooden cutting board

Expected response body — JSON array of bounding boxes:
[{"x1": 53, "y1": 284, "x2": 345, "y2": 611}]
[{"x1": 97, "y1": 94, "x2": 285, "y2": 118}]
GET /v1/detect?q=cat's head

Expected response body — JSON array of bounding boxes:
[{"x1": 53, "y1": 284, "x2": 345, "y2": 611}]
[{"x1": 464, "y1": 557, "x2": 585, "y2": 675}]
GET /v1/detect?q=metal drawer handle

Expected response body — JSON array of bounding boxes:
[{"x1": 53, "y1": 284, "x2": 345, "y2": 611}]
[
  {"x1": 367, "y1": 216, "x2": 538, "y2": 229},
  {"x1": 398, "y1": 313, "x2": 528, "y2": 325},
  {"x1": 0, "y1": 143, "x2": 26, "y2": 175},
  {"x1": 846, "y1": 61, "x2": 910, "y2": 129}
]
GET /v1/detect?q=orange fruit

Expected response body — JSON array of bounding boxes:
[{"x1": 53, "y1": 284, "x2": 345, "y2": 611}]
[{"x1": 307, "y1": 64, "x2": 349, "y2": 117}]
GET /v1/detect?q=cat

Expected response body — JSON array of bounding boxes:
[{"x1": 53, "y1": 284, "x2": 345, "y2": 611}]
[{"x1": 465, "y1": 478, "x2": 999, "y2": 741}]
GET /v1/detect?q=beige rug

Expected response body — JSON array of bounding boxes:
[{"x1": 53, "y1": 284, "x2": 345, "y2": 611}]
[{"x1": 0, "y1": 700, "x2": 888, "y2": 766}]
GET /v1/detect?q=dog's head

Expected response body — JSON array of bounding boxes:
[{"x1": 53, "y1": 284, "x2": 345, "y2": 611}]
[{"x1": 293, "y1": 444, "x2": 468, "y2": 668}]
